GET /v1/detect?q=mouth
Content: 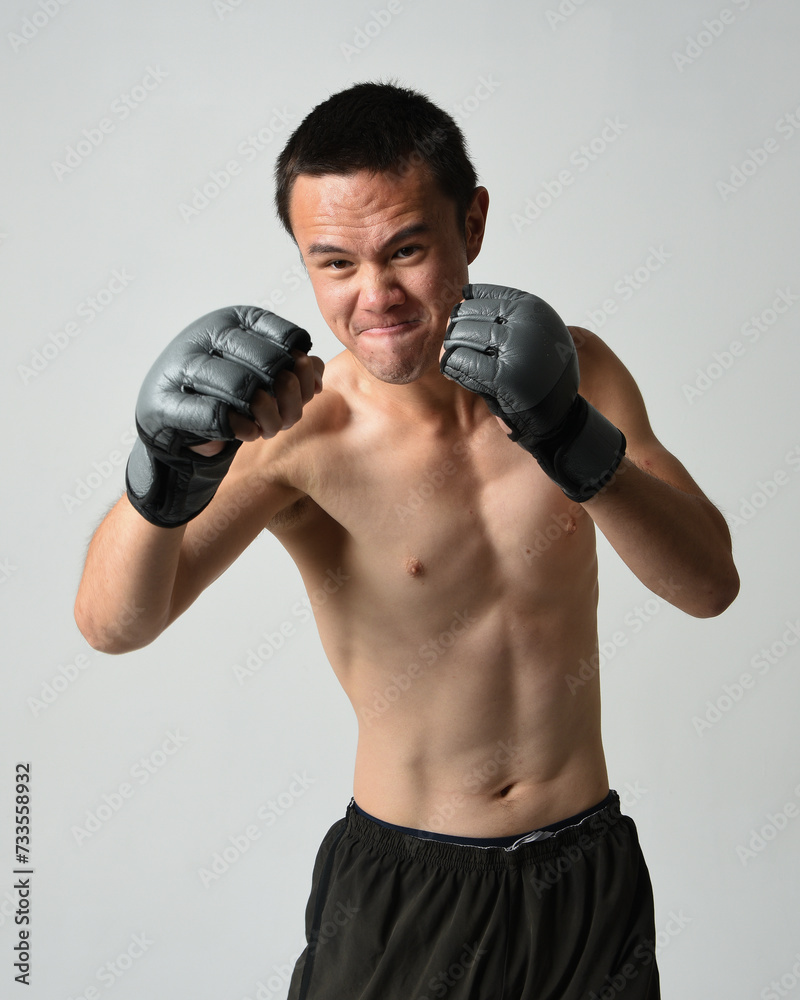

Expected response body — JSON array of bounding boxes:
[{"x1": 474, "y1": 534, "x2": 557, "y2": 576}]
[{"x1": 357, "y1": 320, "x2": 422, "y2": 337}]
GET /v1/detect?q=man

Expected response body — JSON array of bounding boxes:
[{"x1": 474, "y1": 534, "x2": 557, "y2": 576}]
[{"x1": 75, "y1": 82, "x2": 739, "y2": 998}]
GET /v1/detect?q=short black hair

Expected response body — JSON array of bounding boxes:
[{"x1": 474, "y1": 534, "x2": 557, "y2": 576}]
[{"x1": 274, "y1": 81, "x2": 478, "y2": 240}]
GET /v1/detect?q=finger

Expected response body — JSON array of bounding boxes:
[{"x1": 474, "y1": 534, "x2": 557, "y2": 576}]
[
  {"x1": 228, "y1": 409, "x2": 264, "y2": 442},
  {"x1": 247, "y1": 389, "x2": 284, "y2": 439},
  {"x1": 272, "y1": 369, "x2": 304, "y2": 428},
  {"x1": 440, "y1": 343, "x2": 499, "y2": 390},
  {"x1": 170, "y1": 318, "x2": 310, "y2": 419},
  {"x1": 439, "y1": 303, "x2": 464, "y2": 365},
  {"x1": 188, "y1": 440, "x2": 228, "y2": 457},
  {"x1": 450, "y1": 297, "x2": 505, "y2": 323},
  {"x1": 181, "y1": 354, "x2": 267, "y2": 405},
  {"x1": 494, "y1": 413, "x2": 514, "y2": 435},
  {"x1": 311, "y1": 355, "x2": 324, "y2": 393},
  {"x1": 233, "y1": 306, "x2": 312, "y2": 356},
  {"x1": 192, "y1": 306, "x2": 311, "y2": 378},
  {"x1": 291, "y1": 351, "x2": 318, "y2": 404},
  {"x1": 462, "y1": 284, "x2": 531, "y2": 304}
]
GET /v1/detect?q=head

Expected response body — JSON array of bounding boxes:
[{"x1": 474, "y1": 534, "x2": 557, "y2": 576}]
[
  {"x1": 275, "y1": 81, "x2": 479, "y2": 242},
  {"x1": 275, "y1": 82, "x2": 489, "y2": 385}
]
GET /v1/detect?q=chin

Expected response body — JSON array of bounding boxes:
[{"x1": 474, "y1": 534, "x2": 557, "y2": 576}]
[
  {"x1": 371, "y1": 367, "x2": 424, "y2": 385},
  {"x1": 363, "y1": 357, "x2": 434, "y2": 384},
  {"x1": 354, "y1": 346, "x2": 437, "y2": 385},
  {"x1": 348, "y1": 320, "x2": 447, "y2": 384}
]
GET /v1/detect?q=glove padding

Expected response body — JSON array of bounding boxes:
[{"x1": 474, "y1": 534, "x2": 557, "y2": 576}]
[
  {"x1": 126, "y1": 305, "x2": 312, "y2": 527},
  {"x1": 440, "y1": 285, "x2": 625, "y2": 502}
]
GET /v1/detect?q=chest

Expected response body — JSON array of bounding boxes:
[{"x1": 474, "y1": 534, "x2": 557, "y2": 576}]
[{"x1": 307, "y1": 415, "x2": 592, "y2": 592}]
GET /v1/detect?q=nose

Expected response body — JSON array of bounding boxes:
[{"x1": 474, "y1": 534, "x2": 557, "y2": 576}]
[{"x1": 359, "y1": 265, "x2": 405, "y2": 312}]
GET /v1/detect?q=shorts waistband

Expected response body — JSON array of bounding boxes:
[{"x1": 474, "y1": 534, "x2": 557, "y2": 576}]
[
  {"x1": 352, "y1": 790, "x2": 615, "y2": 847},
  {"x1": 345, "y1": 789, "x2": 625, "y2": 872}
]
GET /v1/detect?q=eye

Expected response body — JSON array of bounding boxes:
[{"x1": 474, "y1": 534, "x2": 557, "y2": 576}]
[
  {"x1": 326, "y1": 259, "x2": 351, "y2": 271},
  {"x1": 394, "y1": 245, "x2": 419, "y2": 259}
]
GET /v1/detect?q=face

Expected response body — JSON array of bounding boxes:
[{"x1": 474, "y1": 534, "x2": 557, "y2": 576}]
[{"x1": 288, "y1": 165, "x2": 488, "y2": 384}]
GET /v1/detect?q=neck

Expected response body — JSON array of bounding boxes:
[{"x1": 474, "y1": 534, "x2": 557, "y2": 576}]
[{"x1": 345, "y1": 352, "x2": 484, "y2": 428}]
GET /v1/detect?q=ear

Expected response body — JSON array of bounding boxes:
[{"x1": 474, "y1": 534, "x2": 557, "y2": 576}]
[{"x1": 464, "y1": 187, "x2": 489, "y2": 265}]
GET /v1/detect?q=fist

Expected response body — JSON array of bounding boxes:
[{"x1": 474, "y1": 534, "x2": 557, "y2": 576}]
[
  {"x1": 136, "y1": 305, "x2": 316, "y2": 451},
  {"x1": 441, "y1": 284, "x2": 625, "y2": 502},
  {"x1": 440, "y1": 284, "x2": 578, "y2": 440},
  {"x1": 126, "y1": 305, "x2": 320, "y2": 526}
]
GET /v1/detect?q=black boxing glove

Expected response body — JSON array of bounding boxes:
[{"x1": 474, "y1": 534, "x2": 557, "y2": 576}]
[
  {"x1": 440, "y1": 284, "x2": 625, "y2": 502},
  {"x1": 126, "y1": 305, "x2": 311, "y2": 527}
]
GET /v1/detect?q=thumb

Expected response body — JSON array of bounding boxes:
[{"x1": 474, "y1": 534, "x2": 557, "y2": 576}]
[{"x1": 189, "y1": 440, "x2": 227, "y2": 457}]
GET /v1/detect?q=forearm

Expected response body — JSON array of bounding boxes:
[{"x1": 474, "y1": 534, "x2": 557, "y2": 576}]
[
  {"x1": 74, "y1": 494, "x2": 188, "y2": 653},
  {"x1": 583, "y1": 459, "x2": 739, "y2": 617}
]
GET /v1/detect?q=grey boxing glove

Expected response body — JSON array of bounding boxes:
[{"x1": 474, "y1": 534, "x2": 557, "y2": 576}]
[
  {"x1": 126, "y1": 305, "x2": 311, "y2": 527},
  {"x1": 440, "y1": 284, "x2": 625, "y2": 502}
]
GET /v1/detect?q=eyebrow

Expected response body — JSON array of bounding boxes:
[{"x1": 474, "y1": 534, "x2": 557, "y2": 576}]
[{"x1": 305, "y1": 222, "x2": 431, "y2": 257}]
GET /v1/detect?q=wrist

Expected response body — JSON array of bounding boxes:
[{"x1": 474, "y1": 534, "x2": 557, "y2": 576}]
[
  {"x1": 520, "y1": 396, "x2": 626, "y2": 502},
  {"x1": 125, "y1": 436, "x2": 241, "y2": 527}
]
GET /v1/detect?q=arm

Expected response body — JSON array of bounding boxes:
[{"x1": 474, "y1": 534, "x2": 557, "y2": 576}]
[
  {"x1": 74, "y1": 304, "x2": 323, "y2": 653},
  {"x1": 75, "y1": 495, "x2": 186, "y2": 654},
  {"x1": 74, "y1": 454, "x2": 305, "y2": 653},
  {"x1": 441, "y1": 285, "x2": 739, "y2": 619},
  {"x1": 573, "y1": 327, "x2": 739, "y2": 618}
]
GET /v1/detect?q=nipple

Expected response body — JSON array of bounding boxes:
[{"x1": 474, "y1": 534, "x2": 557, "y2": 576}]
[{"x1": 405, "y1": 556, "x2": 425, "y2": 578}]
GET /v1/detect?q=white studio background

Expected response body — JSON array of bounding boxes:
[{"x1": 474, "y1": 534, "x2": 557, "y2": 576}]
[{"x1": 2, "y1": 1, "x2": 799, "y2": 998}]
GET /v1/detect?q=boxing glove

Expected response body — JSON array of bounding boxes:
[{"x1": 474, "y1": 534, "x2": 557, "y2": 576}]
[
  {"x1": 126, "y1": 305, "x2": 311, "y2": 527},
  {"x1": 440, "y1": 284, "x2": 625, "y2": 502}
]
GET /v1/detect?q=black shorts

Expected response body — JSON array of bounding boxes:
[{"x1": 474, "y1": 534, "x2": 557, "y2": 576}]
[{"x1": 288, "y1": 790, "x2": 660, "y2": 1000}]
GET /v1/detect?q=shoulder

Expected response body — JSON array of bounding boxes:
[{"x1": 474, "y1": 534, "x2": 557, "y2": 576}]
[
  {"x1": 566, "y1": 324, "x2": 662, "y2": 470},
  {"x1": 567, "y1": 325, "x2": 627, "y2": 389},
  {"x1": 566, "y1": 325, "x2": 708, "y2": 493},
  {"x1": 566, "y1": 326, "x2": 653, "y2": 440}
]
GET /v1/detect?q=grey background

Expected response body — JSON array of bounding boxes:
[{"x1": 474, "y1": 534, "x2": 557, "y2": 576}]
[{"x1": 2, "y1": 0, "x2": 799, "y2": 997}]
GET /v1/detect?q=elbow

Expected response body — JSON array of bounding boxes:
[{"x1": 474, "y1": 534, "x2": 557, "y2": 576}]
[
  {"x1": 74, "y1": 611, "x2": 129, "y2": 655},
  {"x1": 73, "y1": 599, "x2": 159, "y2": 655},
  {"x1": 79, "y1": 631, "x2": 138, "y2": 656},
  {"x1": 690, "y1": 561, "x2": 741, "y2": 619}
]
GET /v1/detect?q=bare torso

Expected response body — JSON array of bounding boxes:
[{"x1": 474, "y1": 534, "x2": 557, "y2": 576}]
[
  {"x1": 259, "y1": 349, "x2": 609, "y2": 837},
  {"x1": 75, "y1": 163, "x2": 736, "y2": 842}
]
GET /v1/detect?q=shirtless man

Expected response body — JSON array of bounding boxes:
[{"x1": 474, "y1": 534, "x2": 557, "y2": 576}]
[{"x1": 75, "y1": 83, "x2": 739, "y2": 999}]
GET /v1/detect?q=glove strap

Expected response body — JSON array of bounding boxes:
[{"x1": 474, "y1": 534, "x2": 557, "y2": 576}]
[
  {"x1": 125, "y1": 435, "x2": 241, "y2": 528},
  {"x1": 518, "y1": 396, "x2": 626, "y2": 502}
]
